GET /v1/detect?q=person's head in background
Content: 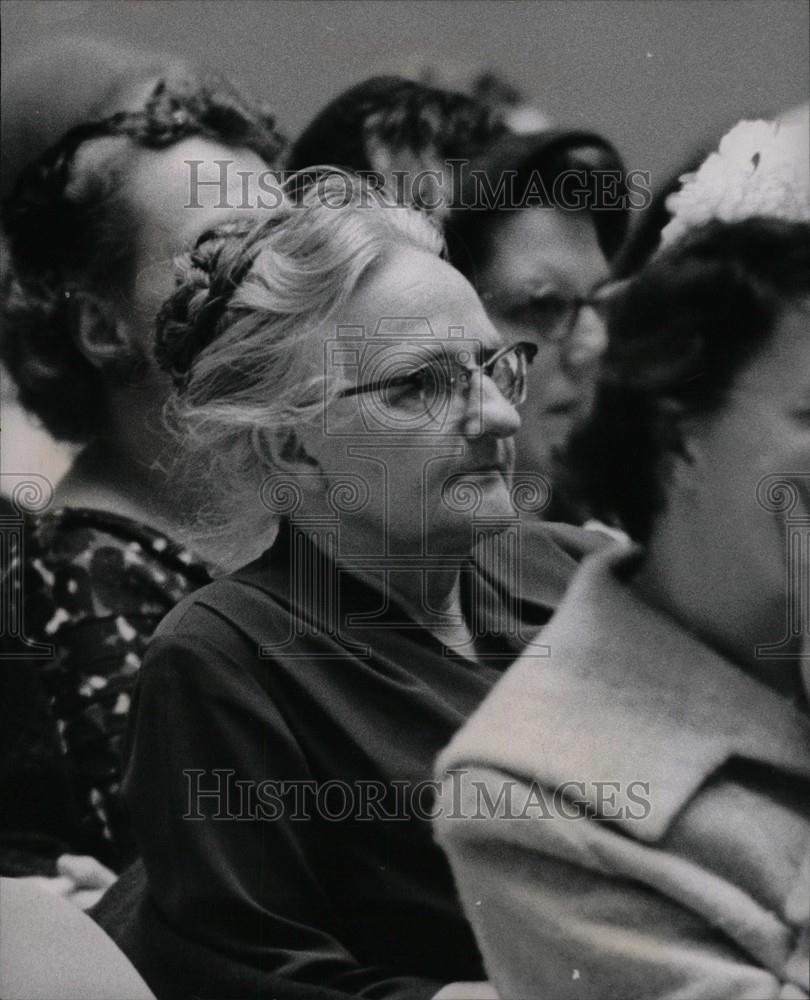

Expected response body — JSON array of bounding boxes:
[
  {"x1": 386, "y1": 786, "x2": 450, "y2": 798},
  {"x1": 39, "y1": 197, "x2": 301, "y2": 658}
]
[
  {"x1": 370, "y1": 52, "x2": 553, "y2": 134},
  {"x1": 463, "y1": 70, "x2": 551, "y2": 135},
  {"x1": 566, "y1": 217, "x2": 810, "y2": 695},
  {"x1": 1, "y1": 37, "x2": 185, "y2": 198},
  {"x1": 444, "y1": 130, "x2": 630, "y2": 516},
  {"x1": 608, "y1": 149, "x2": 709, "y2": 280},
  {"x1": 611, "y1": 103, "x2": 810, "y2": 279},
  {"x1": 286, "y1": 74, "x2": 508, "y2": 217},
  {"x1": 1, "y1": 37, "x2": 285, "y2": 531}
]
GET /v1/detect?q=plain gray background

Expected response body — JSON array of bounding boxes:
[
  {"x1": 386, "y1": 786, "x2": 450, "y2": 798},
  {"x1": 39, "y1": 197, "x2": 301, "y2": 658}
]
[{"x1": 3, "y1": 0, "x2": 809, "y2": 186}]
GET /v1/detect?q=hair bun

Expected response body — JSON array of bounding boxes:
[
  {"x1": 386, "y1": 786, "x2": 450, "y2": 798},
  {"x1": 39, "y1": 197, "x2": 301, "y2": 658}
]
[{"x1": 155, "y1": 217, "x2": 270, "y2": 388}]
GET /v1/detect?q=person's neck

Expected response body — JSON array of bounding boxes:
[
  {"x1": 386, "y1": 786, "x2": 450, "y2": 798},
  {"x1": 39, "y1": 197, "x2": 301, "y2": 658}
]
[
  {"x1": 53, "y1": 380, "x2": 207, "y2": 536},
  {"x1": 370, "y1": 566, "x2": 478, "y2": 660},
  {"x1": 633, "y1": 519, "x2": 803, "y2": 704},
  {"x1": 55, "y1": 438, "x2": 177, "y2": 534},
  {"x1": 309, "y1": 527, "x2": 476, "y2": 659}
]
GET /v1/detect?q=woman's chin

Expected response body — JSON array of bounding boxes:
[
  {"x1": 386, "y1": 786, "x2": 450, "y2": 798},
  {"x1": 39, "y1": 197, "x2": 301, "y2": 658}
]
[
  {"x1": 514, "y1": 411, "x2": 578, "y2": 477},
  {"x1": 425, "y1": 476, "x2": 516, "y2": 545},
  {"x1": 512, "y1": 443, "x2": 554, "y2": 482}
]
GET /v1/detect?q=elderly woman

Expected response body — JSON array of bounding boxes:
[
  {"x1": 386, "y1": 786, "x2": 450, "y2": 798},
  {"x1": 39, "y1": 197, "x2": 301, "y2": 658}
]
[
  {"x1": 0, "y1": 42, "x2": 284, "y2": 888},
  {"x1": 95, "y1": 176, "x2": 601, "y2": 998},
  {"x1": 436, "y1": 215, "x2": 810, "y2": 999}
]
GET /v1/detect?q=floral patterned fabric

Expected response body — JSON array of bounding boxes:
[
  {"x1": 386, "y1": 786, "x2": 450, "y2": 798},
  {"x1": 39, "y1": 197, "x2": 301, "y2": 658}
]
[{"x1": 0, "y1": 506, "x2": 209, "y2": 876}]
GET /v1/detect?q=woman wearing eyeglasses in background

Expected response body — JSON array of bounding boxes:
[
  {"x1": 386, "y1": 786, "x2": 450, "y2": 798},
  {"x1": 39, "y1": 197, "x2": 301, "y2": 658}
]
[
  {"x1": 95, "y1": 174, "x2": 604, "y2": 999},
  {"x1": 445, "y1": 130, "x2": 630, "y2": 521}
]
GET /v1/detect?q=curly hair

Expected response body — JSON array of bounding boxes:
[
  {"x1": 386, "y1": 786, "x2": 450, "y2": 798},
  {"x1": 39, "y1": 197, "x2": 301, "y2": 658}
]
[
  {"x1": 1, "y1": 71, "x2": 286, "y2": 443},
  {"x1": 286, "y1": 75, "x2": 508, "y2": 176},
  {"x1": 562, "y1": 217, "x2": 810, "y2": 543},
  {"x1": 155, "y1": 172, "x2": 444, "y2": 569},
  {"x1": 444, "y1": 128, "x2": 630, "y2": 280}
]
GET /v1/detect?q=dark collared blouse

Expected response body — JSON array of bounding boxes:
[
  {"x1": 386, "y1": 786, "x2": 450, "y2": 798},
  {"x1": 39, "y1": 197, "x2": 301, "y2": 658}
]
[{"x1": 112, "y1": 519, "x2": 590, "y2": 999}]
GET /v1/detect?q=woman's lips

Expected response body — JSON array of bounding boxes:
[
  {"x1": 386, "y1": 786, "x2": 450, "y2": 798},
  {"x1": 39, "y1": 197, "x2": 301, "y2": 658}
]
[
  {"x1": 542, "y1": 399, "x2": 580, "y2": 416},
  {"x1": 467, "y1": 466, "x2": 509, "y2": 476}
]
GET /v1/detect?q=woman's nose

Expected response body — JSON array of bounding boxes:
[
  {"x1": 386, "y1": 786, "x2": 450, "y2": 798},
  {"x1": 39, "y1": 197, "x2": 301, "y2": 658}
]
[
  {"x1": 461, "y1": 371, "x2": 521, "y2": 439},
  {"x1": 564, "y1": 305, "x2": 608, "y2": 371}
]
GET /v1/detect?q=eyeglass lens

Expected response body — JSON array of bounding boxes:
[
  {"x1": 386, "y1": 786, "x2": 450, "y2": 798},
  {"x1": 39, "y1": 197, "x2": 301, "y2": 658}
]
[
  {"x1": 487, "y1": 349, "x2": 526, "y2": 404},
  {"x1": 367, "y1": 344, "x2": 528, "y2": 418}
]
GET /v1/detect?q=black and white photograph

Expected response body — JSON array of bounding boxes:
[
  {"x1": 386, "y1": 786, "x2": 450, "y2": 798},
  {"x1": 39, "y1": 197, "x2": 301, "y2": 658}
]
[{"x1": 1, "y1": 2, "x2": 808, "y2": 998}]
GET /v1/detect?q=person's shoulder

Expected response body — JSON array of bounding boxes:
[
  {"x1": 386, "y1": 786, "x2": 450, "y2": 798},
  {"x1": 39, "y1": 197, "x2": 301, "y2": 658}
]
[
  {"x1": 505, "y1": 518, "x2": 612, "y2": 614},
  {"x1": 151, "y1": 551, "x2": 287, "y2": 650},
  {"x1": 137, "y1": 562, "x2": 306, "y2": 723},
  {"x1": 31, "y1": 507, "x2": 208, "y2": 596},
  {"x1": 13, "y1": 507, "x2": 208, "y2": 641},
  {"x1": 524, "y1": 519, "x2": 616, "y2": 561}
]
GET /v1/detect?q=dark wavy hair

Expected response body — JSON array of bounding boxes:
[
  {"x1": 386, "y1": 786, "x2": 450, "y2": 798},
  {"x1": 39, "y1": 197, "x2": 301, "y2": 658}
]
[
  {"x1": 562, "y1": 217, "x2": 810, "y2": 543},
  {"x1": 1, "y1": 71, "x2": 286, "y2": 442},
  {"x1": 287, "y1": 74, "x2": 507, "y2": 175},
  {"x1": 444, "y1": 129, "x2": 630, "y2": 281},
  {"x1": 609, "y1": 146, "x2": 712, "y2": 279}
]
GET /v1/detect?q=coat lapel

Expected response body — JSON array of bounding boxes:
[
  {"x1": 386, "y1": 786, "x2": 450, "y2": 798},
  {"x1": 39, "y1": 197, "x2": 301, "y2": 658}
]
[{"x1": 442, "y1": 543, "x2": 810, "y2": 842}]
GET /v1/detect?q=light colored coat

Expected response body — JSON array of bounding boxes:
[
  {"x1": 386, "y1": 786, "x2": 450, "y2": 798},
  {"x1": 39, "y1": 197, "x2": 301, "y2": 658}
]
[{"x1": 436, "y1": 545, "x2": 810, "y2": 999}]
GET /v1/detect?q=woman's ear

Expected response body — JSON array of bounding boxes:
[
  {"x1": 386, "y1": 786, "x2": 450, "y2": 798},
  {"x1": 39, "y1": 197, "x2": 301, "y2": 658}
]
[
  {"x1": 664, "y1": 424, "x2": 708, "y2": 501},
  {"x1": 262, "y1": 428, "x2": 322, "y2": 481},
  {"x1": 277, "y1": 429, "x2": 320, "y2": 471},
  {"x1": 72, "y1": 294, "x2": 138, "y2": 370},
  {"x1": 259, "y1": 428, "x2": 325, "y2": 515},
  {"x1": 71, "y1": 294, "x2": 151, "y2": 383}
]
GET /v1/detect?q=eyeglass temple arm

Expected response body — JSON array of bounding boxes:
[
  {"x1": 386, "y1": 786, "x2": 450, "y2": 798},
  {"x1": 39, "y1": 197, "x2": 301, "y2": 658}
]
[{"x1": 338, "y1": 371, "x2": 423, "y2": 399}]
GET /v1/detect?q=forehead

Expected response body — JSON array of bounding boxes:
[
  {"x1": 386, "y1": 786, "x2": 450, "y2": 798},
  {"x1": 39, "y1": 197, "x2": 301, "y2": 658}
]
[
  {"x1": 125, "y1": 137, "x2": 273, "y2": 310},
  {"x1": 336, "y1": 247, "x2": 502, "y2": 350},
  {"x1": 128, "y1": 137, "x2": 272, "y2": 245},
  {"x1": 479, "y1": 206, "x2": 609, "y2": 295}
]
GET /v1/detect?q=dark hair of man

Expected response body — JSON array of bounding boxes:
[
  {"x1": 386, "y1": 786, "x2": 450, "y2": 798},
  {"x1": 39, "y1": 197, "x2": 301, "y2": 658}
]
[{"x1": 286, "y1": 74, "x2": 507, "y2": 174}]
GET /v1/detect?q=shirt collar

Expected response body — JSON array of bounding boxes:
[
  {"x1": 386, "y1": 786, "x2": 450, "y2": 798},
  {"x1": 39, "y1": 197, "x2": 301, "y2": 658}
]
[{"x1": 232, "y1": 516, "x2": 590, "y2": 657}]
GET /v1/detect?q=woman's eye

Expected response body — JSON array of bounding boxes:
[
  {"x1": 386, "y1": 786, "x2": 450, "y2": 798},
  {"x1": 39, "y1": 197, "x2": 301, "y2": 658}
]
[
  {"x1": 381, "y1": 374, "x2": 423, "y2": 406},
  {"x1": 511, "y1": 295, "x2": 569, "y2": 327}
]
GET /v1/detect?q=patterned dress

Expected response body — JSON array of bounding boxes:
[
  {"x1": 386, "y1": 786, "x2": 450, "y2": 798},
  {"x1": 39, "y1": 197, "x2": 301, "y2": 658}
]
[{"x1": 0, "y1": 506, "x2": 209, "y2": 875}]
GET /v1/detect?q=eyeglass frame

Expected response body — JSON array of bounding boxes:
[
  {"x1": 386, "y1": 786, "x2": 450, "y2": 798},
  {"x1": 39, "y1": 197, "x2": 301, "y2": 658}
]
[
  {"x1": 480, "y1": 281, "x2": 628, "y2": 350},
  {"x1": 335, "y1": 340, "x2": 539, "y2": 410}
]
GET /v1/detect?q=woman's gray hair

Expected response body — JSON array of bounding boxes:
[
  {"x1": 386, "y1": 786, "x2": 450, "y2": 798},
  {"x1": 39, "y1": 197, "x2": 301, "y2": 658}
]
[{"x1": 156, "y1": 171, "x2": 444, "y2": 570}]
